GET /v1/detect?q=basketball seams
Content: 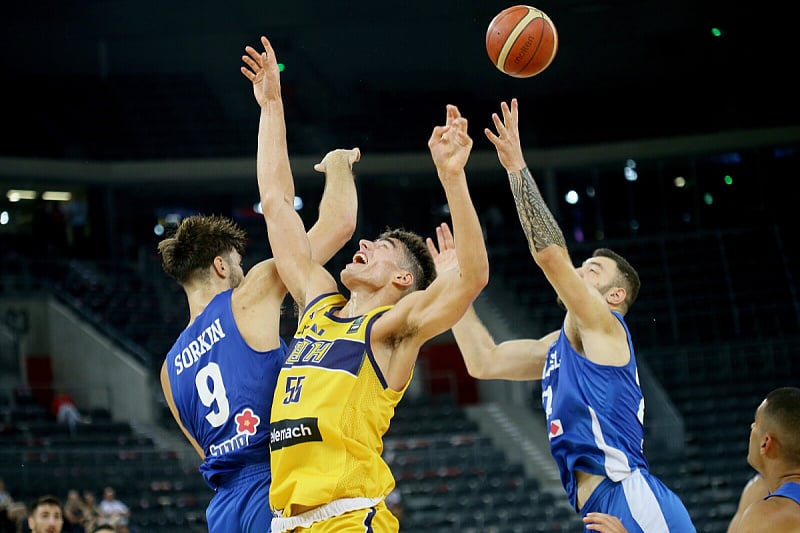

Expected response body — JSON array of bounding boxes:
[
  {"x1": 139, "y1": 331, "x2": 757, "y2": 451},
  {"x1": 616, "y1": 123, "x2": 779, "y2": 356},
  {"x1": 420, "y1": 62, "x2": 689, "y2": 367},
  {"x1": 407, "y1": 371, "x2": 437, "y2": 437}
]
[{"x1": 496, "y1": 7, "x2": 540, "y2": 73}]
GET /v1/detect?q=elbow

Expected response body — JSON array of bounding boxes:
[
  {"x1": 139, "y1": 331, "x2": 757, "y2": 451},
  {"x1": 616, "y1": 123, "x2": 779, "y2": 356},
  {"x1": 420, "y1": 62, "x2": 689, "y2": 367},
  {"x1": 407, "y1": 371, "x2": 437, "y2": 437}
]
[
  {"x1": 328, "y1": 211, "x2": 357, "y2": 250},
  {"x1": 465, "y1": 364, "x2": 487, "y2": 380},
  {"x1": 461, "y1": 354, "x2": 487, "y2": 380},
  {"x1": 534, "y1": 244, "x2": 566, "y2": 269},
  {"x1": 339, "y1": 211, "x2": 357, "y2": 243},
  {"x1": 467, "y1": 261, "x2": 490, "y2": 295},
  {"x1": 260, "y1": 191, "x2": 287, "y2": 219}
]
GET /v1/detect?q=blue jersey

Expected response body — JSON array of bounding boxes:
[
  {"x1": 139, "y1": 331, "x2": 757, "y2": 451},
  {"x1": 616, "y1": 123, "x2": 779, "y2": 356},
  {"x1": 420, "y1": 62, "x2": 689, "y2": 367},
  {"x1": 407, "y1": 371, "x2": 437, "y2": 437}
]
[
  {"x1": 165, "y1": 289, "x2": 285, "y2": 488},
  {"x1": 767, "y1": 481, "x2": 800, "y2": 505},
  {"x1": 541, "y1": 311, "x2": 648, "y2": 509}
]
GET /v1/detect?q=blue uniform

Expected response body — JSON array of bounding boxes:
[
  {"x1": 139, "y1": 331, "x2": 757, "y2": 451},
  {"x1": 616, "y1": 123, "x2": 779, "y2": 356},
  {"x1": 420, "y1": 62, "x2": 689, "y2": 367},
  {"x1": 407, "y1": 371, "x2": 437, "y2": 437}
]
[
  {"x1": 766, "y1": 481, "x2": 800, "y2": 505},
  {"x1": 165, "y1": 289, "x2": 284, "y2": 533},
  {"x1": 541, "y1": 311, "x2": 695, "y2": 532}
]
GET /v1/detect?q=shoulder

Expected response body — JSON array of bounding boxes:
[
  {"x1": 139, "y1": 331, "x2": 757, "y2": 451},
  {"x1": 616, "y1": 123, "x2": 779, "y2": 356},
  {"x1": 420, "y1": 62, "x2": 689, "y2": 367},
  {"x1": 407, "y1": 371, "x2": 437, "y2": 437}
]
[
  {"x1": 739, "y1": 496, "x2": 800, "y2": 532},
  {"x1": 233, "y1": 259, "x2": 284, "y2": 302}
]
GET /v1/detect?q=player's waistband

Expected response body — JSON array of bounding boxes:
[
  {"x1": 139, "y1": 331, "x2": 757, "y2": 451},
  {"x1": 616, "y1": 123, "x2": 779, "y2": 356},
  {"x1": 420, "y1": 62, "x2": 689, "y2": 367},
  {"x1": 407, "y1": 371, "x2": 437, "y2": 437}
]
[
  {"x1": 209, "y1": 462, "x2": 271, "y2": 490},
  {"x1": 271, "y1": 496, "x2": 383, "y2": 533}
]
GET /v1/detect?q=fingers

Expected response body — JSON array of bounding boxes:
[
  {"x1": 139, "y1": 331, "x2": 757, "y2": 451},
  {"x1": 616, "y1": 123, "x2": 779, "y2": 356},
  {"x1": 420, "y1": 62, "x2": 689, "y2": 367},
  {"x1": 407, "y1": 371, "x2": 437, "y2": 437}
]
[
  {"x1": 437, "y1": 223, "x2": 454, "y2": 249},
  {"x1": 314, "y1": 148, "x2": 361, "y2": 173},
  {"x1": 583, "y1": 513, "x2": 626, "y2": 533},
  {"x1": 425, "y1": 237, "x2": 439, "y2": 257},
  {"x1": 445, "y1": 104, "x2": 461, "y2": 127}
]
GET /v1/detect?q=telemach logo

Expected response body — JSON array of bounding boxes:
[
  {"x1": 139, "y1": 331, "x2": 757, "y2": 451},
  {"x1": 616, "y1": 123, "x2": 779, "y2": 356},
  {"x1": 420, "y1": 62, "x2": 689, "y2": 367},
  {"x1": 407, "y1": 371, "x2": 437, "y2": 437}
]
[{"x1": 270, "y1": 417, "x2": 323, "y2": 450}]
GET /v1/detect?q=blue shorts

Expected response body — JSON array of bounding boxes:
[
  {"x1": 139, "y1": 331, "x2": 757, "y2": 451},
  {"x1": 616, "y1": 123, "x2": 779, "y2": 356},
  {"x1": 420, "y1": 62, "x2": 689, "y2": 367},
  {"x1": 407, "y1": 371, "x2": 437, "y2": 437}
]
[
  {"x1": 207, "y1": 463, "x2": 272, "y2": 533},
  {"x1": 580, "y1": 469, "x2": 696, "y2": 532}
]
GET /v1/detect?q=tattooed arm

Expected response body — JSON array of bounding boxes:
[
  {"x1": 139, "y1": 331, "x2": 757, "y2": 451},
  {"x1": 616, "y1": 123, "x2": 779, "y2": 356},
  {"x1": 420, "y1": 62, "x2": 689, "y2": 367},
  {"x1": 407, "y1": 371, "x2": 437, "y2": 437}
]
[
  {"x1": 506, "y1": 167, "x2": 566, "y2": 255},
  {"x1": 485, "y1": 99, "x2": 622, "y2": 357},
  {"x1": 484, "y1": 98, "x2": 566, "y2": 259}
]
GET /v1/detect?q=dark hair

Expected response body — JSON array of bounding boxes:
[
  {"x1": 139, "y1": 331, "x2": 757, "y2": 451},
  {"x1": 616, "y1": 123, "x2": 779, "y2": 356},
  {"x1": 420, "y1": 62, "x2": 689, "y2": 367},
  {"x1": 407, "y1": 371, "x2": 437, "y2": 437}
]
[
  {"x1": 158, "y1": 214, "x2": 247, "y2": 284},
  {"x1": 592, "y1": 248, "x2": 640, "y2": 312},
  {"x1": 29, "y1": 495, "x2": 62, "y2": 513},
  {"x1": 764, "y1": 387, "x2": 800, "y2": 465},
  {"x1": 377, "y1": 227, "x2": 436, "y2": 292}
]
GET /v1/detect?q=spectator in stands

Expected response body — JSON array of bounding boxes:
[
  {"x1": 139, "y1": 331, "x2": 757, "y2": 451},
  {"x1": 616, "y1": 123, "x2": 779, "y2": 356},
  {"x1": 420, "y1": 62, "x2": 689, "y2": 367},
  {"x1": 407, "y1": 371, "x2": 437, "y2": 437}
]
[
  {"x1": 91, "y1": 526, "x2": 114, "y2": 533},
  {"x1": 49, "y1": 391, "x2": 89, "y2": 436},
  {"x1": 441, "y1": 98, "x2": 695, "y2": 531},
  {"x1": 27, "y1": 495, "x2": 63, "y2": 533},
  {"x1": 157, "y1": 36, "x2": 359, "y2": 533},
  {"x1": 96, "y1": 488, "x2": 128, "y2": 528},
  {"x1": 385, "y1": 489, "x2": 405, "y2": 526},
  {"x1": 727, "y1": 386, "x2": 800, "y2": 532},
  {"x1": 80, "y1": 492, "x2": 98, "y2": 533},
  {"x1": 0, "y1": 478, "x2": 18, "y2": 533},
  {"x1": 254, "y1": 35, "x2": 487, "y2": 532},
  {"x1": 61, "y1": 490, "x2": 87, "y2": 533}
]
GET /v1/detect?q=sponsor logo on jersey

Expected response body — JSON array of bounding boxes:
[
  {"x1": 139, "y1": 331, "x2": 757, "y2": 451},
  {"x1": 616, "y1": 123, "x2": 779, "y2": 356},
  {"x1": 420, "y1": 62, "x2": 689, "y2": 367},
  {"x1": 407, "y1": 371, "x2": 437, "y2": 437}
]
[
  {"x1": 549, "y1": 419, "x2": 563, "y2": 439},
  {"x1": 207, "y1": 407, "x2": 261, "y2": 457},
  {"x1": 270, "y1": 417, "x2": 323, "y2": 450},
  {"x1": 346, "y1": 315, "x2": 365, "y2": 334}
]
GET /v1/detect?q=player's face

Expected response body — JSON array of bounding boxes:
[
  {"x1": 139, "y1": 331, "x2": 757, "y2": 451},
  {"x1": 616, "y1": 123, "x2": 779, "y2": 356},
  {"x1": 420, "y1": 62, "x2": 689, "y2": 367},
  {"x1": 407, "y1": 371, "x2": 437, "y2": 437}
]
[
  {"x1": 28, "y1": 504, "x2": 63, "y2": 533},
  {"x1": 746, "y1": 399, "x2": 767, "y2": 471},
  {"x1": 227, "y1": 250, "x2": 245, "y2": 289},
  {"x1": 576, "y1": 257, "x2": 616, "y2": 289},
  {"x1": 342, "y1": 238, "x2": 406, "y2": 288}
]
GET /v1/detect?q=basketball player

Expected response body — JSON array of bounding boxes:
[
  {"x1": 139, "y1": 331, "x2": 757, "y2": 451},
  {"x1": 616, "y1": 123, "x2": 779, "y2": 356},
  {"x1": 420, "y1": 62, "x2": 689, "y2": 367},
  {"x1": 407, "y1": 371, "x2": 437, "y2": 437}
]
[
  {"x1": 441, "y1": 98, "x2": 696, "y2": 531},
  {"x1": 245, "y1": 35, "x2": 488, "y2": 533},
  {"x1": 158, "y1": 45, "x2": 360, "y2": 533},
  {"x1": 727, "y1": 387, "x2": 800, "y2": 532},
  {"x1": 27, "y1": 495, "x2": 63, "y2": 533}
]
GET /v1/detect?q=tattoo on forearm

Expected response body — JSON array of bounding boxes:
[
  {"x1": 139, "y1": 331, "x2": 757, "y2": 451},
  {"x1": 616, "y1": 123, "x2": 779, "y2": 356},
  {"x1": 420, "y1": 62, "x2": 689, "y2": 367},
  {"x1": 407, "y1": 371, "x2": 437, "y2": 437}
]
[{"x1": 508, "y1": 168, "x2": 566, "y2": 253}]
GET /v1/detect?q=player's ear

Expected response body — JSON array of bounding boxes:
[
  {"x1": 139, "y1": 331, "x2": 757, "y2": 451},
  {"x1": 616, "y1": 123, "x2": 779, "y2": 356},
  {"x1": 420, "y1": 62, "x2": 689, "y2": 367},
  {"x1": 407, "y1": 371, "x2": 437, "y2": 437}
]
[
  {"x1": 761, "y1": 433, "x2": 779, "y2": 457},
  {"x1": 212, "y1": 256, "x2": 227, "y2": 278},
  {"x1": 607, "y1": 286, "x2": 626, "y2": 306},
  {"x1": 393, "y1": 271, "x2": 414, "y2": 289}
]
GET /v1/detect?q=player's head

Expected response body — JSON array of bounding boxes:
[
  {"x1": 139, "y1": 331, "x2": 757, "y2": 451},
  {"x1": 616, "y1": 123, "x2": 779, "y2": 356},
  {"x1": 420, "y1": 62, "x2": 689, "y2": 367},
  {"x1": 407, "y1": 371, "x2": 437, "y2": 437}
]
[
  {"x1": 27, "y1": 495, "x2": 63, "y2": 533},
  {"x1": 158, "y1": 214, "x2": 247, "y2": 289},
  {"x1": 572, "y1": 248, "x2": 640, "y2": 314},
  {"x1": 342, "y1": 227, "x2": 436, "y2": 296},
  {"x1": 748, "y1": 387, "x2": 800, "y2": 471}
]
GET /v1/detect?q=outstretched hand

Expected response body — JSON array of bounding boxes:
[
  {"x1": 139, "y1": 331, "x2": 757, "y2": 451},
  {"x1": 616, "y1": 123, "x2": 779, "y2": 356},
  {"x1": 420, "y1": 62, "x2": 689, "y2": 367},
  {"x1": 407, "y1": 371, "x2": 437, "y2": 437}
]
[
  {"x1": 314, "y1": 148, "x2": 361, "y2": 174},
  {"x1": 583, "y1": 513, "x2": 629, "y2": 533},
  {"x1": 240, "y1": 36, "x2": 282, "y2": 107},
  {"x1": 428, "y1": 105, "x2": 473, "y2": 178},
  {"x1": 485, "y1": 98, "x2": 527, "y2": 172},
  {"x1": 426, "y1": 222, "x2": 459, "y2": 276}
]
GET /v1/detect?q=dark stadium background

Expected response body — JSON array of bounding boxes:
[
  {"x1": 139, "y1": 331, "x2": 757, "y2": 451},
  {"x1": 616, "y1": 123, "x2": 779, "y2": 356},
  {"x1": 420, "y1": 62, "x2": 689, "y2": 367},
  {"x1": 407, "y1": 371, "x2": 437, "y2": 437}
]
[{"x1": 1, "y1": 1, "x2": 798, "y2": 531}]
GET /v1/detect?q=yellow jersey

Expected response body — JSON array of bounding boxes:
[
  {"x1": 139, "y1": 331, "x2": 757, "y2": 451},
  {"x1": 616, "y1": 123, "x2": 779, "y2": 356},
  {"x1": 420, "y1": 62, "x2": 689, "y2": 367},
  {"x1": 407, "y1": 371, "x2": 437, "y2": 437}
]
[{"x1": 269, "y1": 293, "x2": 408, "y2": 517}]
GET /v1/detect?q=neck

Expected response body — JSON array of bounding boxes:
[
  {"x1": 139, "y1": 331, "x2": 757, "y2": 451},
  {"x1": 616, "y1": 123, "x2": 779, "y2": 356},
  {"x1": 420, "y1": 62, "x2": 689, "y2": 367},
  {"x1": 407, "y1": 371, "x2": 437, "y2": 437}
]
[
  {"x1": 186, "y1": 284, "x2": 227, "y2": 324},
  {"x1": 762, "y1": 469, "x2": 800, "y2": 493},
  {"x1": 339, "y1": 289, "x2": 392, "y2": 318},
  {"x1": 778, "y1": 472, "x2": 800, "y2": 486}
]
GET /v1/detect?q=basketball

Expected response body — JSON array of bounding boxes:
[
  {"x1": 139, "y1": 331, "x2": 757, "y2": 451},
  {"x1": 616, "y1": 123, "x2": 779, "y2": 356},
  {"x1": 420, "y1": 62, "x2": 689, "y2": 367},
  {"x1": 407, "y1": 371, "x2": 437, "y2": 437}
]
[{"x1": 486, "y1": 5, "x2": 558, "y2": 78}]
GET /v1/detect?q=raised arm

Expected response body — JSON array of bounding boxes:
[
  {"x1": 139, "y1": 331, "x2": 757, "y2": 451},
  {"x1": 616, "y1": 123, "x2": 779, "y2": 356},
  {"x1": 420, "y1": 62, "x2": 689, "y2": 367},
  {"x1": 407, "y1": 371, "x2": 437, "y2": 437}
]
[
  {"x1": 381, "y1": 105, "x2": 489, "y2": 347},
  {"x1": 241, "y1": 36, "x2": 336, "y2": 309},
  {"x1": 485, "y1": 98, "x2": 609, "y2": 331},
  {"x1": 427, "y1": 223, "x2": 555, "y2": 380},
  {"x1": 306, "y1": 148, "x2": 360, "y2": 265}
]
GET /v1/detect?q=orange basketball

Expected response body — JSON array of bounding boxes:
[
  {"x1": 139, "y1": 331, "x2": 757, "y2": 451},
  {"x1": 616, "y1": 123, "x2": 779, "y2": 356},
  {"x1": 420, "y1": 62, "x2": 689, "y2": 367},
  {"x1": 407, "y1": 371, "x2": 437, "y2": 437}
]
[{"x1": 486, "y1": 5, "x2": 559, "y2": 78}]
